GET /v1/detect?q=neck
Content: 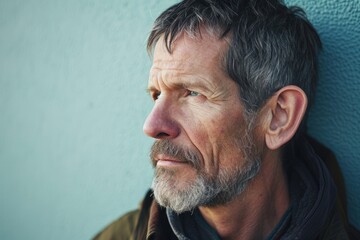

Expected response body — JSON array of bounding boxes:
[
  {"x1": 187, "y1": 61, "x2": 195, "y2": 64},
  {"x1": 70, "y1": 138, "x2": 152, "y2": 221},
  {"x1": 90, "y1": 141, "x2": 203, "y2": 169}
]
[{"x1": 199, "y1": 150, "x2": 289, "y2": 240}]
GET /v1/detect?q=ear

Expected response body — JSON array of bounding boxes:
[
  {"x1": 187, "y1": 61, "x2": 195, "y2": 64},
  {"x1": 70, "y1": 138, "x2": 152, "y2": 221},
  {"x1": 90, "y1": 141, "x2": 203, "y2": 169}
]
[{"x1": 264, "y1": 86, "x2": 308, "y2": 150}]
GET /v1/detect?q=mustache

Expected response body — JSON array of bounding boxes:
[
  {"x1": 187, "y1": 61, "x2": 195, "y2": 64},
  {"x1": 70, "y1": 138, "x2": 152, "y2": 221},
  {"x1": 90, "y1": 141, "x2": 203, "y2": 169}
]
[{"x1": 150, "y1": 139, "x2": 201, "y2": 170}]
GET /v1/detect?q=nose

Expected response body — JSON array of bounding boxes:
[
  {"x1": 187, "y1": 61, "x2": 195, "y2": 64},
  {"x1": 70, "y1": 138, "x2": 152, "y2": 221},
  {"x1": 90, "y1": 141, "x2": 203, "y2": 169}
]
[{"x1": 143, "y1": 100, "x2": 180, "y2": 139}]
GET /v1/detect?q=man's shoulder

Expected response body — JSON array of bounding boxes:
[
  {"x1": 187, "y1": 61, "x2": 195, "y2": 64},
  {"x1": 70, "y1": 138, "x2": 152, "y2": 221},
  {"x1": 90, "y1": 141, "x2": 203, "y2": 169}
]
[
  {"x1": 92, "y1": 209, "x2": 140, "y2": 240},
  {"x1": 92, "y1": 190, "x2": 155, "y2": 240}
]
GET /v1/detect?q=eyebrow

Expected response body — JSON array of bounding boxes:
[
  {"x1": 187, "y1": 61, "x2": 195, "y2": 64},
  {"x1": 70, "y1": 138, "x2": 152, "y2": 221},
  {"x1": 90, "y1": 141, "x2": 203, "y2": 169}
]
[
  {"x1": 146, "y1": 86, "x2": 157, "y2": 94},
  {"x1": 146, "y1": 76, "x2": 215, "y2": 94}
]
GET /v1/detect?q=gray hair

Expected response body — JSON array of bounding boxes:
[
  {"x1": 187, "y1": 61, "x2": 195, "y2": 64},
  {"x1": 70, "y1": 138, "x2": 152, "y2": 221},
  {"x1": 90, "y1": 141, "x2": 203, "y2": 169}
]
[{"x1": 147, "y1": 0, "x2": 321, "y2": 120}]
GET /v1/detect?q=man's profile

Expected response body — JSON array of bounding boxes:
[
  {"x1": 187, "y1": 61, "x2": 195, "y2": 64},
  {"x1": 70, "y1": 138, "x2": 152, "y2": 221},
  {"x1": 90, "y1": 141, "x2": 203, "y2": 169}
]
[{"x1": 94, "y1": 0, "x2": 359, "y2": 239}]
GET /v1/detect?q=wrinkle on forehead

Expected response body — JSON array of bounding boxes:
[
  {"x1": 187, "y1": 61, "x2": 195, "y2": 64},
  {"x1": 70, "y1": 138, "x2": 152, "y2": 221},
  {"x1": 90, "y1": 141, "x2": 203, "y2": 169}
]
[
  {"x1": 152, "y1": 32, "x2": 228, "y2": 72},
  {"x1": 154, "y1": 28, "x2": 229, "y2": 64},
  {"x1": 148, "y1": 28, "x2": 234, "y2": 100}
]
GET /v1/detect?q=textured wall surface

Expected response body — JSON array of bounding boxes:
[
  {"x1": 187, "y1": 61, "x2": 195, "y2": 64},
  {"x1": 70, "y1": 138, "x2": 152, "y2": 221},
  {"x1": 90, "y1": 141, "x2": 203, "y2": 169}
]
[
  {"x1": 0, "y1": 0, "x2": 359, "y2": 239},
  {"x1": 286, "y1": 0, "x2": 360, "y2": 229}
]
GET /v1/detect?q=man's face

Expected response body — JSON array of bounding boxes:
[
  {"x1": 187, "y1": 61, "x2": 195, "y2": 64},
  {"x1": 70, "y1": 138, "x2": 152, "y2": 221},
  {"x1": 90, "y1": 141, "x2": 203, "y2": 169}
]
[{"x1": 143, "y1": 31, "x2": 261, "y2": 213}]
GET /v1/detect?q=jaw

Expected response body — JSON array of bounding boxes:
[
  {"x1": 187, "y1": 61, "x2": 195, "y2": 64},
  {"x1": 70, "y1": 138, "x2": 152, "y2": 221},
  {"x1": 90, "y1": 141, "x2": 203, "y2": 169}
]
[{"x1": 198, "y1": 148, "x2": 289, "y2": 239}]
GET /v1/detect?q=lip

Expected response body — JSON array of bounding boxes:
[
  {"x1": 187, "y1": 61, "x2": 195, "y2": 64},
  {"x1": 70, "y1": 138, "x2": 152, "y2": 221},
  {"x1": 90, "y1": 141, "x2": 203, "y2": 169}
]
[{"x1": 156, "y1": 155, "x2": 187, "y2": 167}]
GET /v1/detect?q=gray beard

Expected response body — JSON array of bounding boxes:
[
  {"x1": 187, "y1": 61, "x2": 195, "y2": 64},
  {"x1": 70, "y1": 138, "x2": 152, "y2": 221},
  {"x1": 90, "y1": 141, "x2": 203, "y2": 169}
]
[{"x1": 151, "y1": 154, "x2": 261, "y2": 213}]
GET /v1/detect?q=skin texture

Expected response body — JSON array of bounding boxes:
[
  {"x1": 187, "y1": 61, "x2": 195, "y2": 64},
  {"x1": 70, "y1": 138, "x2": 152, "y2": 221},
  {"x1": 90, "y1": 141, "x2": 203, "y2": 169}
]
[
  {"x1": 143, "y1": 29, "x2": 307, "y2": 239},
  {"x1": 145, "y1": 32, "x2": 252, "y2": 186}
]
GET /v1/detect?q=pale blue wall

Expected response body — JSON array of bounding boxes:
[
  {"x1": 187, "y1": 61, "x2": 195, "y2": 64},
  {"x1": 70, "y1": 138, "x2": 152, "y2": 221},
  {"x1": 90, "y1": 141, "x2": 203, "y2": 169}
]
[
  {"x1": 0, "y1": 0, "x2": 166, "y2": 239},
  {"x1": 0, "y1": 0, "x2": 358, "y2": 239}
]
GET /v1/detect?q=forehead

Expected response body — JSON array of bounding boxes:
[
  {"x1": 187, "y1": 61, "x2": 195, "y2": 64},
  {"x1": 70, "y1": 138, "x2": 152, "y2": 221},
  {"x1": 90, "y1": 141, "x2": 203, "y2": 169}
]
[{"x1": 151, "y1": 30, "x2": 229, "y2": 77}]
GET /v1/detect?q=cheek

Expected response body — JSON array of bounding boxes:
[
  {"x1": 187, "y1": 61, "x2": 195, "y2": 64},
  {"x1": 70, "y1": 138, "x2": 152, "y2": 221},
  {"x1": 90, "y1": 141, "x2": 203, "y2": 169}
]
[
  {"x1": 199, "y1": 121, "x2": 244, "y2": 171},
  {"x1": 178, "y1": 103, "x2": 248, "y2": 163},
  {"x1": 213, "y1": 113, "x2": 246, "y2": 137},
  {"x1": 186, "y1": 109, "x2": 244, "y2": 148},
  {"x1": 212, "y1": 115, "x2": 249, "y2": 155}
]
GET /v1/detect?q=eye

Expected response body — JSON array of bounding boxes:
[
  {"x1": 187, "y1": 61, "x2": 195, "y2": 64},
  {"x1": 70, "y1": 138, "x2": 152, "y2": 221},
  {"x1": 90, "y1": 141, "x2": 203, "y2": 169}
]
[
  {"x1": 187, "y1": 90, "x2": 200, "y2": 97},
  {"x1": 152, "y1": 91, "x2": 161, "y2": 101}
]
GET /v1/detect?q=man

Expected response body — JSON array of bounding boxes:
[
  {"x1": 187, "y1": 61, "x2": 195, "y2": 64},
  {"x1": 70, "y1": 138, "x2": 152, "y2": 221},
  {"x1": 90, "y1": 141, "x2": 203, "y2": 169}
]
[{"x1": 94, "y1": 0, "x2": 359, "y2": 239}]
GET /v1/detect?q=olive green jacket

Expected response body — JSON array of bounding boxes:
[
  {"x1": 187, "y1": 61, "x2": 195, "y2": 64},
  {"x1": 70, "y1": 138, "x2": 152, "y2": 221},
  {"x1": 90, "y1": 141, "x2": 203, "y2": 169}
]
[
  {"x1": 93, "y1": 138, "x2": 360, "y2": 240},
  {"x1": 92, "y1": 192, "x2": 359, "y2": 240}
]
